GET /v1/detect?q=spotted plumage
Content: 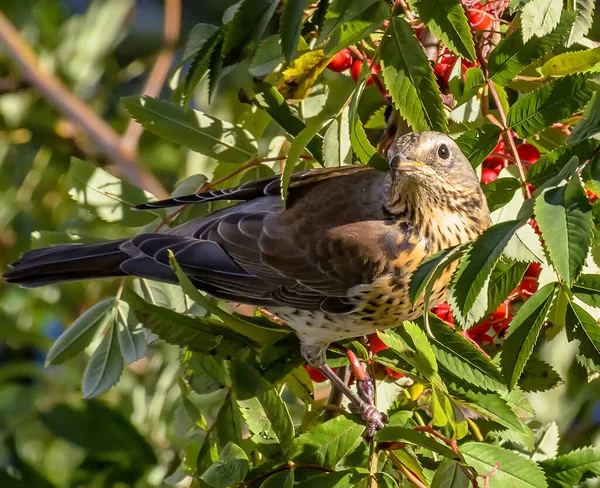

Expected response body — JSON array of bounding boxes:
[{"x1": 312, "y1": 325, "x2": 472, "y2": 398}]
[{"x1": 4, "y1": 132, "x2": 490, "y2": 368}]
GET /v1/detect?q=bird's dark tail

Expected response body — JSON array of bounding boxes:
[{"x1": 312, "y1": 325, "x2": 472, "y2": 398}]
[{"x1": 3, "y1": 239, "x2": 129, "y2": 288}]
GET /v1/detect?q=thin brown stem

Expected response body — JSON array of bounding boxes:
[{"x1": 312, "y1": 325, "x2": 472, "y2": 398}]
[
  {"x1": 387, "y1": 452, "x2": 427, "y2": 488},
  {"x1": 121, "y1": 0, "x2": 181, "y2": 152},
  {"x1": 238, "y1": 462, "x2": 333, "y2": 487},
  {"x1": 0, "y1": 12, "x2": 169, "y2": 199}
]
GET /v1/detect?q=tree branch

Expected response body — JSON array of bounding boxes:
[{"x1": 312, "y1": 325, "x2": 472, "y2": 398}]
[
  {"x1": 0, "y1": 12, "x2": 169, "y2": 199},
  {"x1": 121, "y1": 0, "x2": 181, "y2": 152}
]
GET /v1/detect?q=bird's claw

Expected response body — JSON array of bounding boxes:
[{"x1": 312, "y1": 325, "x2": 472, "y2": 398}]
[{"x1": 349, "y1": 401, "x2": 389, "y2": 437}]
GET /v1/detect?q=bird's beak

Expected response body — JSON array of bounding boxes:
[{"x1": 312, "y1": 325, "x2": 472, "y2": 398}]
[{"x1": 389, "y1": 155, "x2": 426, "y2": 172}]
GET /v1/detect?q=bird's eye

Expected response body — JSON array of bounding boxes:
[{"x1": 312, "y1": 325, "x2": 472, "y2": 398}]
[{"x1": 437, "y1": 144, "x2": 450, "y2": 160}]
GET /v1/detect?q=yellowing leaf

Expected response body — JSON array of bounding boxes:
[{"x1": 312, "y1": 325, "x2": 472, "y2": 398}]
[
  {"x1": 542, "y1": 47, "x2": 600, "y2": 77},
  {"x1": 276, "y1": 49, "x2": 330, "y2": 103}
]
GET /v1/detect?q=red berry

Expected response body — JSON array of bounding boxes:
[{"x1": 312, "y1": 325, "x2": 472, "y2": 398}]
[
  {"x1": 433, "y1": 302, "x2": 454, "y2": 325},
  {"x1": 483, "y1": 156, "x2": 506, "y2": 175},
  {"x1": 304, "y1": 364, "x2": 332, "y2": 383},
  {"x1": 468, "y1": 8, "x2": 492, "y2": 31},
  {"x1": 492, "y1": 316, "x2": 512, "y2": 334},
  {"x1": 492, "y1": 301, "x2": 510, "y2": 321},
  {"x1": 467, "y1": 320, "x2": 494, "y2": 344},
  {"x1": 434, "y1": 52, "x2": 457, "y2": 83},
  {"x1": 350, "y1": 58, "x2": 379, "y2": 86},
  {"x1": 529, "y1": 218, "x2": 541, "y2": 236},
  {"x1": 518, "y1": 278, "x2": 538, "y2": 299},
  {"x1": 368, "y1": 333, "x2": 388, "y2": 354},
  {"x1": 481, "y1": 168, "x2": 498, "y2": 184},
  {"x1": 493, "y1": 138, "x2": 505, "y2": 154},
  {"x1": 327, "y1": 49, "x2": 353, "y2": 72},
  {"x1": 586, "y1": 189, "x2": 598, "y2": 203},
  {"x1": 385, "y1": 366, "x2": 405, "y2": 379},
  {"x1": 525, "y1": 262, "x2": 542, "y2": 278},
  {"x1": 517, "y1": 143, "x2": 540, "y2": 164}
]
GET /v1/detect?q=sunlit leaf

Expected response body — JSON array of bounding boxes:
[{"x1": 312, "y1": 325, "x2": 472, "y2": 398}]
[
  {"x1": 82, "y1": 320, "x2": 124, "y2": 398},
  {"x1": 521, "y1": 0, "x2": 563, "y2": 42}
]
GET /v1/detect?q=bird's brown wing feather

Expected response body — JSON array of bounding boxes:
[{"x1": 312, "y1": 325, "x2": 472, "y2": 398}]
[{"x1": 126, "y1": 167, "x2": 399, "y2": 311}]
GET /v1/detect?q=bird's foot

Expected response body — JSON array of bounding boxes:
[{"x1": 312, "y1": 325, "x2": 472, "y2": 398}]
[{"x1": 348, "y1": 401, "x2": 389, "y2": 437}]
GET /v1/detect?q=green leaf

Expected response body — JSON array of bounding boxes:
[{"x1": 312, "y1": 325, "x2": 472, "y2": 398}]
[
  {"x1": 323, "y1": 107, "x2": 352, "y2": 167},
  {"x1": 535, "y1": 175, "x2": 593, "y2": 286},
  {"x1": 566, "y1": 301, "x2": 600, "y2": 372},
  {"x1": 410, "y1": 0, "x2": 476, "y2": 62},
  {"x1": 488, "y1": 11, "x2": 575, "y2": 86},
  {"x1": 531, "y1": 421, "x2": 560, "y2": 462},
  {"x1": 542, "y1": 47, "x2": 600, "y2": 77},
  {"x1": 572, "y1": 273, "x2": 600, "y2": 307},
  {"x1": 376, "y1": 426, "x2": 460, "y2": 459},
  {"x1": 123, "y1": 96, "x2": 258, "y2": 163},
  {"x1": 520, "y1": 357, "x2": 562, "y2": 393},
  {"x1": 521, "y1": 0, "x2": 563, "y2": 42},
  {"x1": 280, "y1": 0, "x2": 308, "y2": 63},
  {"x1": 223, "y1": 0, "x2": 278, "y2": 58},
  {"x1": 483, "y1": 178, "x2": 523, "y2": 212},
  {"x1": 324, "y1": 0, "x2": 388, "y2": 55},
  {"x1": 254, "y1": 80, "x2": 324, "y2": 162},
  {"x1": 67, "y1": 159, "x2": 156, "y2": 226},
  {"x1": 461, "y1": 442, "x2": 548, "y2": 488},
  {"x1": 46, "y1": 298, "x2": 116, "y2": 366},
  {"x1": 380, "y1": 17, "x2": 447, "y2": 132},
  {"x1": 82, "y1": 320, "x2": 124, "y2": 398},
  {"x1": 487, "y1": 260, "x2": 529, "y2": 315},
  {"x1": 260, "y1": 470, "x2": 294, "y2": 488},
  {"x1": 503, "y1": 223, "x2": 545, "y2": 263},
  {"x1": 215, "y1": 397, "x2": 245, "y2": 449},
  {"x1": 431, "y1": 458, "x2": 470, "y2": 488},
  {"x1": 566, "y1": 0, "x2": 596, "y2": 47},
  {"x1": 568, "y1": 91, "x2": 600, "y2": 143},
  {"x1": 507, "y1": 74, "x2": 593, "y2": 138},
  {"x1": 403, "y1": 321, "x2": 438, "y2": 374},
  {"x1": 125, "y1": 289, "x2": 226, "y2": 353},
  {"x1": 448, "y1": 220, "x2": 522, "y2": 327},
  {"x1": 540, "y1": 447, "x2": 600, "y2": 487},
  {"x1": 455, "y1": 124, "x2": 502, "y2": 168},
  {"x1": 293, "y1": 469, "x2": 368, "y2": 488},
  {"x1": 200, "y1": 442, "x2": 249, "y2": 488},
  {"x1": 184, "y1": 353, "x2": 229, "y2": 395},
  {"x1": 169, "y1": 252, "x2": 287, "y2": 344},
  {"x1": 427, "y1": 314, "x2": 506, "y2": 391},
  {"x1": 282, "y1": 121, "x2": 325, "y2": 201},
  {"x1": 348, "y1": 80, "x2": 388, "y2": 171},
  {"x1": 182, "y1": 24, "x2": 220, "y2": 60},
  {"x1": 456, "y1": 67, "x2": 485, "y2": 106},
  {"x1": 284, "y1": 415, "x2": 364, "y2": 468},
  {"x1": 285, "y1": 366, "x2": 314, "y2": 405},
  {"x1": 115, "y1": 300, "x2": 147, "y2": 364},
  {"x1": 501, "y1": 283, "x2": 556, "y2": 389},
  {"x1": 527, "y1": 139, "x2": 599, "y2": 187},
  {"x1": 250, "y1": 36, "x2": 283, "y2": 78}
]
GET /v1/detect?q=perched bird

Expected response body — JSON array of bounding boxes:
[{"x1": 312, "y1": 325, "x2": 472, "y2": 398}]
[{"x1": 4, "y1": 131, "x2": 490, "y2": 435}]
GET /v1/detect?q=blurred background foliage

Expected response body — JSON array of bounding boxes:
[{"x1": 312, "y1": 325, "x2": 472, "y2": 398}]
[{"x1": 2, "y1": 0, "x2": 600, "y2": 487}]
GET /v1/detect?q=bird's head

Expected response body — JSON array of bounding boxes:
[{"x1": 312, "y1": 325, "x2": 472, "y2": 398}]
[
  {"x1": 383, "y1": 132, "x2": 489, "y2": 229},
  {"x1": 385, "y1": 131, "x2": 482, "y2": 200}
]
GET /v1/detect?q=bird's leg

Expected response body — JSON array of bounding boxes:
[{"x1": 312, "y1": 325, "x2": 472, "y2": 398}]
[
  {"x1": 346, "y1": 349, "x2": 375, "y2": 406},
  {"x1": 319, "y1": 364, "x2": 388, "y2": 437}
]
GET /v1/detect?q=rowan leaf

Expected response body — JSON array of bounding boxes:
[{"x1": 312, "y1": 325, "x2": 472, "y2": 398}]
[
  {"x1": 500, "y1": 283, "x2": 556, "y2": 389},
  {"x1": 488, "y1": 11, "x2": 575, "y2": 86},
  {"x1": 410, "y1": 0, "x2": 476, "y2": 62},
  {"x1": 323, "y1": 106, "x2": 352, "y2": 167},
  {"x1": 540, "y1": 447, "x2": 600, "y2": 487},
  {"x1": 380, "y1": 17, "x2": 447, "y2": 132},
  {"x1": 200, "y1": 442, "x2": 249, "y2": 488},
  {"x1": 46, "y1": 298, "x2": 116, "y2": 366},
  {"x1": 566, "y1": 0, "x2": 596, "y2": 47},
  {"x1": 431, "y1": 458, "x2": 470, "y2": 488},
  {"x1": 521, "y1": 0, "x2": 563, "y2": 42},
  {"x1": 115, "y1": 300, "x2": 147, "y2": 364},
  {"x1": 123, "y1": 96, "x2": 258, "y2": 163},
  {"x1": 534, "y1": 175, "x2": 593, "y2": 286},
  {"x1": 483, "y1": 178, "x2": 523, "y2": 213},
  {"x1": 567, "y1": 91, "x2": 600, "y2": 143},
  {"x1": 566, "y1": 300, "x2": 600, "y2": 373},
  {"x1": 82, "y1": 320, "x2": 124, "y2": 399},
  {"x1": 461, "y1": 442, "x2": 549, "y2": 488},
  {"x1": 572, "y1": 273, "x2": 600, "y2": 307},
  {"x1": 542, "y1": 47, "x2": 600, "y2": 77},
  {"x1": 455, "y1": 124, "x2": 503, "y2": 168},
  {"x1": 507, "y1": 74, "x2": 593, "y2": 138},
  {"x1": 448, "y1": 220, "x2": 523, "y2": 327},
  {"x1": 280, "y1": 0, "x2": 308, "y2": 63},
  {"x1": 486, "y1": 259, "x2": 529, "y2": 316}
]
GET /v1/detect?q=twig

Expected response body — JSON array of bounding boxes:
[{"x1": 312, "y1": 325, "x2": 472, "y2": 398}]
[
  {"x1": 238, "y1": 461, "x2": 333, "y2": 487},
  {"x1": 0, "y1": 12, "x2": 169, "y2": 199},
  {"x1": 121, "y1": 0, "x2": 181, "y2": 152}
]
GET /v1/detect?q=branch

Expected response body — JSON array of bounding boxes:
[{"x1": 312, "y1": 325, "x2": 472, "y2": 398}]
[
  {"x1": 121, "y1": 0, "x2": 181, "y2": 152},
  {"x1": 0, "y1": 12, "x2": 169, "y2": 199}
]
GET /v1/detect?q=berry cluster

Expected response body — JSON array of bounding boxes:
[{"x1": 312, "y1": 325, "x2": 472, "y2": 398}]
[
  {"x1": 326, "y1": 48, "x2": 381, "y2": 87},
  {"x1": 430, "y1": 261, "x2": 542, "y2": 348},
  {"x1": 481, "y1": 137, "x2": 541, "y2": 185}
]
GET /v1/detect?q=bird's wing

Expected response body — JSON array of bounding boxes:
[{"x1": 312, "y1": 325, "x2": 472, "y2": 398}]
[
  {"x1": 124, "y1": 166, "x2": 400, "y2": 311},
  {"x1": 135, "y1": 165, "x2": 373, "y2": 209}
]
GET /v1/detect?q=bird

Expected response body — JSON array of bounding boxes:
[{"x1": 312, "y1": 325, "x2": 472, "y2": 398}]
[{"x1": 4, "y1": 131, "x2": 490, "y2": 435}]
